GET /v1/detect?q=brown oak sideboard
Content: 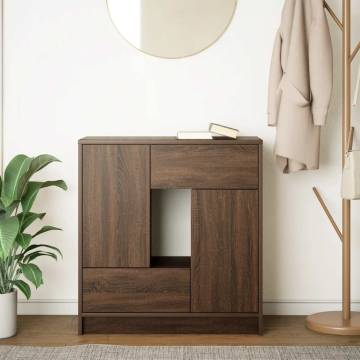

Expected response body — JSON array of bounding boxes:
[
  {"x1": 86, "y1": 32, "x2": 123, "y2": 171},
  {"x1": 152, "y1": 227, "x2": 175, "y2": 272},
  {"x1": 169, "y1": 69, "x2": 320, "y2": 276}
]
[{"x1": 78, "y1": 136, "x2": 263, "y2": 334}]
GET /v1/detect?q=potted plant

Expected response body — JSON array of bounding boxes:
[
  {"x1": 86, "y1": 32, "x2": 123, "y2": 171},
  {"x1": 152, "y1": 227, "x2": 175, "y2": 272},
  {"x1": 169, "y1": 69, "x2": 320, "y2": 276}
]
[{"x1": 0, "y1": 154, "x2": 67, "y2": 339}]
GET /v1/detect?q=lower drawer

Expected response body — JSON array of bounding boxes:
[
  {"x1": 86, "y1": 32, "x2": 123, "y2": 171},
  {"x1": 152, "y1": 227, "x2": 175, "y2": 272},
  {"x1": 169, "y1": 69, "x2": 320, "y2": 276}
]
[{"x1": 83, "y1": 268, "x2": 190, "y2": 312}]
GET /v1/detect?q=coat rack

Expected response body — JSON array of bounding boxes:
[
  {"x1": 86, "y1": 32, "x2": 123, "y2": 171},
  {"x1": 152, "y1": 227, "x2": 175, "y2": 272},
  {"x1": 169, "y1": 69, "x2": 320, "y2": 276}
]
[{"x1": 306, "y1": 0, "x2": 360, "y2": 335}]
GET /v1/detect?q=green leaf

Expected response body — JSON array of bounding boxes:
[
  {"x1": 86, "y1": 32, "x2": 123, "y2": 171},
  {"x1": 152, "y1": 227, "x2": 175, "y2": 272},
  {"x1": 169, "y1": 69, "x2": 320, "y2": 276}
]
[
  {"x1": 22, "y1": 244, "x2": 63, "y2": 258},
  {"x1": 20, "y1": 263, "x2": 43, "y2": 289},
  {"x1": 23, "y1": 251, "x2": 58, "y2": 263},
  {"x1": 11, "y1": 280, "x2": 31, "y2": 300},
  {"x1": 0, "y1": 200, "x2": 19, "y2": 220},
  {"x1": 1, "y1": 154, "x2": 63, "y2": 208},
  {"x1": 16, "y1": 233, "x2": 32, "y2": 249},
  {"x1": 28, "y1": 155, "x2": 60, "y2": 176},
  {"x1": 0, "y1": 216, "x2": 20, "y2": 259},
  {"x1": 1, "y1": 155, "x2": 33, "y2": 207},
  {"x1": 5, "y1": 201, "x2": 20, "y2": 217},
  {"x1": 0, "y1": 201, "x2": 6, "y2": 217},
  {"x1": 33, "y1": 226, "x2": 62, "y2": 238},
  {"x1": 18, "y1": 212, "x2": 46, "y2": 231},
  {"x1": 41, "y1": 180, "x2": 67, "y2": 191},
  {"x1": 21, "y1": 180, "x2": 67, "y2": 214},
  {"x1": 20, "y1": 182, "x2": 42, "y2": 214}
]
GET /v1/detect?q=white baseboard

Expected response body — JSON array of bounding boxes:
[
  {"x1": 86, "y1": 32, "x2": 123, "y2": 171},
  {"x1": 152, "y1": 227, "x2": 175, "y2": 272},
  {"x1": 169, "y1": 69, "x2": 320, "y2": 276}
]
[
  {"x1": 18, "y1": 299, "x2": 78, "y2": 315},
  {"x1": 17, "y1": 299, "x2": 360, "y2": 316},
  {"x1": 264, "y1": 299, "x2": 360, "y2": 315}
]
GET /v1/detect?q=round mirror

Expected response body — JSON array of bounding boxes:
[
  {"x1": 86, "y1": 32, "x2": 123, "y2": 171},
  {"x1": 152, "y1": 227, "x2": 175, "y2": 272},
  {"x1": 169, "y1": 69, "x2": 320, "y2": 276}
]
[{"x1": 106, "y1": 0, "x2": 237, "y2": 59}]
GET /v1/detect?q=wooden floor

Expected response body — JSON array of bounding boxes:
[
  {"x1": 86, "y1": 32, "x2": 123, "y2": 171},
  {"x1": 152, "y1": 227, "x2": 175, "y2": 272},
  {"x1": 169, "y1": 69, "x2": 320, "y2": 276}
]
[{"x1": 1, "y1": 316, "x2": 360, "y2": 346}]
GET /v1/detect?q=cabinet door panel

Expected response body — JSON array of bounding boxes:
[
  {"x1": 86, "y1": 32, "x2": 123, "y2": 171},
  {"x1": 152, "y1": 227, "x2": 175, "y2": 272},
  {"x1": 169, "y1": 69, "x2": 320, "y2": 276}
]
[
  {"x1": 191, "y1": 190, "x2": 258, "y2": 313},
  {"x1": 82, "y1": 145, "x2": 150, "y2": 267}
]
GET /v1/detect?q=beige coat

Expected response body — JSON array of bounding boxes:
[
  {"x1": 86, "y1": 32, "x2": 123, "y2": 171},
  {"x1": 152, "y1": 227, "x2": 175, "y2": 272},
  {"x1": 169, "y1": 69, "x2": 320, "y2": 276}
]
[{"x1": 268, "y1": 0, "x2": 333, "y2": 173}]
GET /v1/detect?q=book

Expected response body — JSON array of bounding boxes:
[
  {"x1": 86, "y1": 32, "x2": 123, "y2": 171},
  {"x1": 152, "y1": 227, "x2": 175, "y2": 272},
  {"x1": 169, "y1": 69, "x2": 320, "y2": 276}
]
[
  {"x1": 177, "y1": 131, "x2": 213, "y2": 140},
  {"x1": 209, "y1": 123, "x2": 239, "y2": 139}
]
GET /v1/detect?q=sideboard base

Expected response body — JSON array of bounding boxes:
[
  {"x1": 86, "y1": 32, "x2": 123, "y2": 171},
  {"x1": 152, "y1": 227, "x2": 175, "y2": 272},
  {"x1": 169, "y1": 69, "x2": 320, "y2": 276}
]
[{"x1": 80, "y1": 315, "x2": 262, "y2": 335}]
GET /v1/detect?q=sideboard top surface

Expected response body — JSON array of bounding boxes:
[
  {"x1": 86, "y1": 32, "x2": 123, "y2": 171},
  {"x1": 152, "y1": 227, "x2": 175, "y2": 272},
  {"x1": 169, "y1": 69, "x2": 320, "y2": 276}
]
[{"x1": 79, "y1": 136, "x2": 263, "y2": 145}]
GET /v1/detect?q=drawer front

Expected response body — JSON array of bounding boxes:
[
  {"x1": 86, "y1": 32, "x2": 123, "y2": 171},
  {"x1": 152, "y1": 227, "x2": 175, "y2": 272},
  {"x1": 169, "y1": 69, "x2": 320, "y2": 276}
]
[
  {"x1": 83, "y1": 268, "x2": 190, "y2": 313},
  {"x1": 151, "y1": 145, "x2": 258, "y2": 189}
]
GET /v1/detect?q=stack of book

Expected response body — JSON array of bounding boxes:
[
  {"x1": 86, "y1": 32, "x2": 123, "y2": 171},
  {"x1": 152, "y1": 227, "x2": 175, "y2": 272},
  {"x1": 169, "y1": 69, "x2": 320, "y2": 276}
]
[{"x1": 177, "y1": 123, "x2": 239, "y2": 140}]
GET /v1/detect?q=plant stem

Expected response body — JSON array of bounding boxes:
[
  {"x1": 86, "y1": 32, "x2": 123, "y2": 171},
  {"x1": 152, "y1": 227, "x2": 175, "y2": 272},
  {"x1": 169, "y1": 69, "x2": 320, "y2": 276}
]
[{"x1": 0, "y1": 262, "x2": 6, "y2": 292}]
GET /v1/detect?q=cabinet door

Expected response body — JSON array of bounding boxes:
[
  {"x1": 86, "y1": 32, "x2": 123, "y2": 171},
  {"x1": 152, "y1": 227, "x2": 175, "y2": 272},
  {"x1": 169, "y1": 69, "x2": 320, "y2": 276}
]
[
  {"x1": 191, "y1": 190, "x2": 259, "y2": 313},
  {"x1": 82, "y1": 145, "x2": 150, "y2": 267}
]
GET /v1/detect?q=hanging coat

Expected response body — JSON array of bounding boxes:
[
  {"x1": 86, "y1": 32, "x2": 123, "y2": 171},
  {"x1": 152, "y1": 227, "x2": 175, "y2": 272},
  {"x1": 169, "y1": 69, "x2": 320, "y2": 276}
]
[{"x1": 268, "y1": 0, "x2": 333, "y2": 173}]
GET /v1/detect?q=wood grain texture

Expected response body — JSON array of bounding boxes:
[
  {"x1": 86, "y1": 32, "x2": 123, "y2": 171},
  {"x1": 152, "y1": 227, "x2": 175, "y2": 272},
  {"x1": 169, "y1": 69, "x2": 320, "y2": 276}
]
[
  {"x1": 78, "y1": 144, "x2": 83, "y2": 334},
  {"x1": 191, "y1": 190, "x2": 259, "y2": 313},
  {"x1": 79, "y1": 137, "x2": 263, "y2": 145},
  {"x1": 2, "y1": 316, "x2": 360, "y2": 346},
  {"x1": 83, "y1": 268, "x2": 190, "y2": 313},
  {"x1": 82, "y1": 145, "x2": 150, "y2": 268},
  {"x1": 82, "y1": 316, "x2": 259, "y2": 334},
  {"x1": 258, "y1": 144, "x2": 263, "y2": 333},
  {"x1": 151, "y1": 145, "x2": 259, "y2": 189},
  {"x1": 81, "y1": 313, "x2": 259, "y2": 318}
]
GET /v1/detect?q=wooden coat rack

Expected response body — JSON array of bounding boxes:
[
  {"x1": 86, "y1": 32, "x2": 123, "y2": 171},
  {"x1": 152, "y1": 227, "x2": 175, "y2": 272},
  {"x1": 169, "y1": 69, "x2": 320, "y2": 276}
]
[{"x1": 306, "y1": 0, "x2": 360, "y2": 335}]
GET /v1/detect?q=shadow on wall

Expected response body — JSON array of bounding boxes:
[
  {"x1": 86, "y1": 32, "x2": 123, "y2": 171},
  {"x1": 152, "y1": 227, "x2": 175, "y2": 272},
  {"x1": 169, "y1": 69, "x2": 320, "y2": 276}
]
[{"x1": 263, "y1": 142, "x2": 280, "y2": 306}]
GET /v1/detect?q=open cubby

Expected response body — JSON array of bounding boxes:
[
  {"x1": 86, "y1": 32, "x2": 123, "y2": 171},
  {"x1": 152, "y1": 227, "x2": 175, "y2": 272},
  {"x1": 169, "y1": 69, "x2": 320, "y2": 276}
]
[{"x1": 151, "y1": 190, "x2": 191, "y2": 263}]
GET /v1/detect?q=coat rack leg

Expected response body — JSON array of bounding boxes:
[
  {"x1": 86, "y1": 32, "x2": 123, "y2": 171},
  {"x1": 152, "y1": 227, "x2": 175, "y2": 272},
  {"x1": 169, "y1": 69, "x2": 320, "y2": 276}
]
[
  {"x1": 351, "y1": 41, "x2": 360, "y2": 62},
  {"x1": 312, "y1": 187, "x2": 342, "y2": 241}
]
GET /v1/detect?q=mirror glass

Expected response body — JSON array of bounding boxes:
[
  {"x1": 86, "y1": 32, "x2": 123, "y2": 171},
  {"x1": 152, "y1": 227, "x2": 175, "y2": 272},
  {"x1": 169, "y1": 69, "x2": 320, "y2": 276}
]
[{"x1": 107, "y1": 0, "x2": 237, "y2": 59}]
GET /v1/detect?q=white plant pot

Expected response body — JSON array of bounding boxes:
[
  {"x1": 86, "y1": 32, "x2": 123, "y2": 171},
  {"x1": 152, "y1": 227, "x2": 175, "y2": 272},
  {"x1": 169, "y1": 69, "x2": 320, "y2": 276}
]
[{"x1": 0, "y1": 290, "x2": 17, "y2": 339}]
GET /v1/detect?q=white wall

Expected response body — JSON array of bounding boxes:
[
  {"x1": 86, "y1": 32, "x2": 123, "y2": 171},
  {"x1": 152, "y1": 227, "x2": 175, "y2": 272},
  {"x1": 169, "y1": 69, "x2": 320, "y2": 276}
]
[{"x1": 3, "y1": 0, "x2": 360, "y2": 315}]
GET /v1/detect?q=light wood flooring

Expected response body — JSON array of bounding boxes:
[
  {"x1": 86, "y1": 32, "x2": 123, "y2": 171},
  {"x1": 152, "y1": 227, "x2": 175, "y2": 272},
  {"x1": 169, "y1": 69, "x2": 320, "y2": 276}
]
[{"x1": 1, "y1": 316, "x2": 360, "y2": 346}]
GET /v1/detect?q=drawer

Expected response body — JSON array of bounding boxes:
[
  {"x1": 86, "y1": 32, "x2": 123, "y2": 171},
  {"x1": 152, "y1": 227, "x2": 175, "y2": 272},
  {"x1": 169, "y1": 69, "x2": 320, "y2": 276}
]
[
  {"x1": 83, "y1": 268, "x2": 190, "y2": 313},
  {"x1": 151, "y1": 145, "x2": 258, "y2": 189}
]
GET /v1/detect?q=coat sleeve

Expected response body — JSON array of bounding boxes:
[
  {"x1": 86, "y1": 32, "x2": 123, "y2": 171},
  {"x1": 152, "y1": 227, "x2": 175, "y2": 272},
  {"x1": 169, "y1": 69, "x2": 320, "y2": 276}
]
[
  {"x1": 268, "y1": 30, "x2": 283, "y2": 127},
  {"x1": 309, "y1": 6, "x2": 333, "y2": 126}
]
